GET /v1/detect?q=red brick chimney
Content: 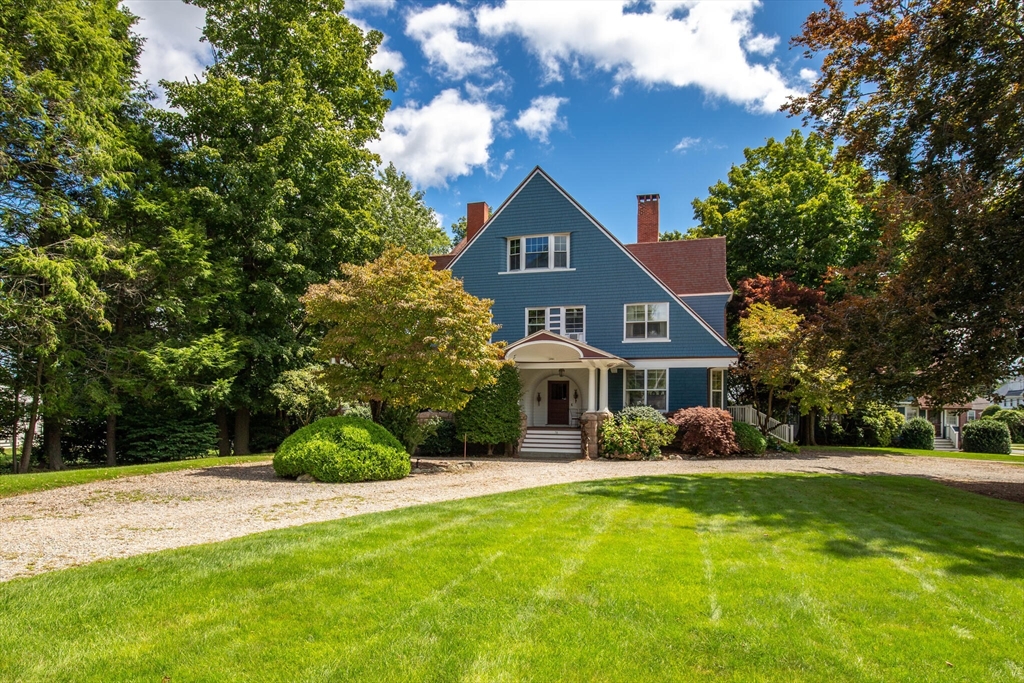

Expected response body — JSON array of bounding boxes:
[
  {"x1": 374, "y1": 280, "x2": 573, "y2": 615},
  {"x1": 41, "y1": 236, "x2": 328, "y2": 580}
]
[
  {"x1": 637, "y1": 194, "x2": 660, "y2": 243},
  {"x1": 466, "y1": 201, "x2": 490, "y2": 242}
]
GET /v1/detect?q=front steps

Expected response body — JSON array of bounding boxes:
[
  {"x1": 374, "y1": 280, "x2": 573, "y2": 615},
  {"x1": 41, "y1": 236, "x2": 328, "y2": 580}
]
[
  {"x1": 521, "y1": 428, "x2": 581, "y2": 457},
  {"x1": 933, "y1": 437, "x2": 957, "y2": 452}
]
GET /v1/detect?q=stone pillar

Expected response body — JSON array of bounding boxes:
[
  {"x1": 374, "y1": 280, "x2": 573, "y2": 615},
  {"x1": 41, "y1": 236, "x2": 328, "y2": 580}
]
[
  {"x1": 580, "y1": 411, "x2": 611, "y2": 459},
  {"x1": 599, "y1": 366, "x2": 610, "y2": 413},
  {"x1": 587, "y1": 366, "x2": 597, "y2": 412}
]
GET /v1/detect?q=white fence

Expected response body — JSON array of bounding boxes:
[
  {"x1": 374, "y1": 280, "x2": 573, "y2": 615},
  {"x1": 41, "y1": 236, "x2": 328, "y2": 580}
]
[
  {"x1": 727, "y1": 405, "x2": 796, "y2": 444},
  {"x1": 942, "y1": 424, "x2": 959, "y2": 449}
]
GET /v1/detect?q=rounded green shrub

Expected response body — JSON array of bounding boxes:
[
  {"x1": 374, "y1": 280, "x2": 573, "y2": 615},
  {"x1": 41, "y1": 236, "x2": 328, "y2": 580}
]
[
  {"x1": 900, "y1": 417, "x2": 935, "y2": 450},
  {"x1": 962, "y1": 419, "x2": 1011, "y2": 455},
  {"x1": 732, "y1": 421, "x2": 766, "y2": 455},
  {"x1": 991, "y1": 409, "x2": 1024, "y2": 442},
  {"x1": 273, "y1": 416, "x2": 410, "y2": 482},
  {"x1": 616, "y1": 405, "x2": 668, "y2": 424},
  {"x1": 600, "y1": 418, "x2": 677, "y2": 460},
  {"x1": 980, "y1": 404, "x2": 1002, "y2": 418}
]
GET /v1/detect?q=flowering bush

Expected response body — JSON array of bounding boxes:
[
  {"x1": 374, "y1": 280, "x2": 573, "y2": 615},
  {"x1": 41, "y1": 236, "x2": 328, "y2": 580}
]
[
  {"x1": 600, "y1": 419, "x2": 677, "y2": 460},
  {"x1": 667, "y1": 407, "x2": 739, "y2": 457}
]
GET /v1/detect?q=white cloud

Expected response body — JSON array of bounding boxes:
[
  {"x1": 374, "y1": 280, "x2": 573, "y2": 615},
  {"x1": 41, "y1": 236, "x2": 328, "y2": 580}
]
[
  {"x1": 799, "y1": 68, "x2": 818, "y2": 83},
  {"x1": 371, "y1": 44, "x2": 405, "y2": 75},
  {"x1": 124, "y1": 0, "x2": 210, "y2": 106},
  {"x1": 370, "y1": 89, "x2": 504, "y2": 188},
  {"x1": 744, "y1": 33, "x2": 779, "y2": 56},
  {"x1": 406, "y1": 4, "x2": 496, "y2": 79},
  {"x1": 477, "y1": 0, "x2": 800, "y2": 113},
  {"x1": 514, "y1": 95, "x2": 568, "y2": 143},
  {"x1": 673, "y1": 136, "x2": 702, "y2": 152}
]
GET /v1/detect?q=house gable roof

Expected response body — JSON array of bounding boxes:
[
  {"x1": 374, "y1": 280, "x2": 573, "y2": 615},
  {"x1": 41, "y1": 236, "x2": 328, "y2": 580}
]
[{"x1": 442, "y1": 166, "x2": 734, "y2": 350}]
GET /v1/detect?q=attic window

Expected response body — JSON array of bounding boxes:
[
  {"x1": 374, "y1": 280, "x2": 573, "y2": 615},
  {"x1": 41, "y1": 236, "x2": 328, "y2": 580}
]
[{"x1": 506, "y1": 234, "x2": 571, "y2": 272}]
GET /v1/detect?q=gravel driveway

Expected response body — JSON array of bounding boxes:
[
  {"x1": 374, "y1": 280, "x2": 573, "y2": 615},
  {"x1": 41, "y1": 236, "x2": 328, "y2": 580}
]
[{"x1": 2, "y1": 452, "x2": 1021, "y2": 581}]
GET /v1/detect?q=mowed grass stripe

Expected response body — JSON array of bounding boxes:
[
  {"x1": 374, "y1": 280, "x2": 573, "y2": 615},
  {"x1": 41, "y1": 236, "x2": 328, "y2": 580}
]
[{"x1": 0, "y1": 474, "x2": 1021, "y2": 682}]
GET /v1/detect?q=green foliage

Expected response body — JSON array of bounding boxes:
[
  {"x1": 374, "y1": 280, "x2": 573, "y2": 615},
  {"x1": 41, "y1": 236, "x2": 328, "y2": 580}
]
[
  {"x1": 449, "y1": 216, "x2": 467, "y2": 243},
  {"x1": 418, "y1": 418, "x2": 457, "y2": 456},
  {"x1": 659, "y1": 229, "x2": 685, "y2": 241},
  {"x1": 270, "y1": 365, "x2": 336, "y2": 426},
  {"x1": 120, "y1": 419, "x2": 218, "y2": 464},
  {"x1": 305, "y1": 247, "x2": 505, "y2": 421},
  {"x1": 455, "y1": 364, "x2": 523, "y2": 453},
  {"x1": 981, "y1": 405, "x2": 1002, "y2": 418},
  {"x1": 340, "y1": 403, "x2": 372, "y2": 420},
  {"x1": 599, "y1": 419, "x2": 676, "y2": 460},
  {"x1": 856, "y1": 403, "x2": 904, "y2": 448},
  {"x1": 732, "y1": 421, "x2": 766, "y2": 455},
  {"x1": 991, "y1": 410, "x2": 1024, "y2": 442},
  {"x1": 615, "y1": 405, "x2": 667, "y2": 424},
  {"x1": 273, "y1": 416, "x2": 409, "y2": 482},
  {"x1": 667, "y1": 407, "x2": 740, "y2": 458},
  {"x1": 379, "y1": 405, "x2": 437, "y2": 455},
  {"x1": 766, "y1": 435, "x2": 800, "y2": 454},
  {"x1": 900, "y1": 418, "x2": 935, "y2": 450},
  {"x1": 374, "y1": 164, "x2": 451, "y2": 255},
  {"x1": 962, "y1": 420, "x2": 1011, "y2": 455},
  {"x1": 690, "y1": 130, "x2": 878, "y2": 288}
]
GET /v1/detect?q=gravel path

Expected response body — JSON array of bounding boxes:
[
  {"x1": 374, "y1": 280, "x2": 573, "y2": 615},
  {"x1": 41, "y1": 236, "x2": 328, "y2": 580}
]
[{"x1": 2, "y1": 451, "x2": 1021, "y2": 581}]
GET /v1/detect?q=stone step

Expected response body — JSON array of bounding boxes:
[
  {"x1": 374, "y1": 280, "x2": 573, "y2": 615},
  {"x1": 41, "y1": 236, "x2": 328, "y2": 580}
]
[{"x1": 933, "y1": 438, "x2": 957, "y2": 451}]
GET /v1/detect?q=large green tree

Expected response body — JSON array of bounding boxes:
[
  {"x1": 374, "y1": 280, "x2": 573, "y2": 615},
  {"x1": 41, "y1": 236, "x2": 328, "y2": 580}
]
[
  {"x1": 786, "y1": 0, "x2": 1024, "y2": 403},
  {"x1": 1, "y1": 0, "x2": 141, "y2": 471},
  {"x1": 374, "y1": 164, "x2": 451, "y2": 255},
  {"x1": 690, "y1": 130, "x2": 880, "y2": 289},
  {"x1": 161, "y1": 0, "x2": 395, "y2": 453}
]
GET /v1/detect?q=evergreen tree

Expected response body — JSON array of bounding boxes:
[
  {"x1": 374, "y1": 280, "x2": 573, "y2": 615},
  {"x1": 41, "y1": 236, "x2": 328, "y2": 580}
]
[{"x1": 455, "y1": 364, "x2": 523, "y2": 455}]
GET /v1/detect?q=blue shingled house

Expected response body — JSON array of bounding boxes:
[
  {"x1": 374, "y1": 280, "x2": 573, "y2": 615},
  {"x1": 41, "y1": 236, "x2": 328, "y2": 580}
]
[{"x1": 430, "y1": 167, "x2": 737, "y2": 453}]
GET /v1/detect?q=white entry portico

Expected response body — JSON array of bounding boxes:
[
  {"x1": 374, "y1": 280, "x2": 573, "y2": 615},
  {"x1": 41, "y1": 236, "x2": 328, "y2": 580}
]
[{"x1": 505, "y1": 331, "x2": 632, "y2": 427}]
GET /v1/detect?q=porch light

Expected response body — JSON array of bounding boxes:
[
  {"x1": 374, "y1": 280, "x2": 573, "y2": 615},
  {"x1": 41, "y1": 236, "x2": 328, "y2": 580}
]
[
  {"x1": 558, "y1": 368, "x2": 564, "y2": 377},
  {"x1": 536, "y1": 392, "x2": 542, "y2": 405}
]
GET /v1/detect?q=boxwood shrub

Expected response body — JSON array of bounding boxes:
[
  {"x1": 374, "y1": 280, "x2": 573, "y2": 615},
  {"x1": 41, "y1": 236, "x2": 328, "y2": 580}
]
[
  {"x1": 992, "y1": 409, "x2": 1024, "y2": 442},
  {"x1": 732, "y1": 421, "x2": 766, "y2": 455},
  {"x1": 273, "y1": 416, "x2": 410, "y2": 482},
  {"x1": 900, "y1": 417, "x2": 935, "y2": 450},
  {"x1": 962, "y1": 419, "x2": 1011, "y2": 455}
]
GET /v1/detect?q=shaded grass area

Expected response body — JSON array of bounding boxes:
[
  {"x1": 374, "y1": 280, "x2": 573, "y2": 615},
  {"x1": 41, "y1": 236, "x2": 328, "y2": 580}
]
[
  {"x1": 811, "y1": 445, "x2": 1024, "y2": 463},
  {"x1": 1, "y1": 474, "x2": 1022, "y2": 682},
  {"x1": 0, "y1": 455, "x2": 273, "y2": 499}
]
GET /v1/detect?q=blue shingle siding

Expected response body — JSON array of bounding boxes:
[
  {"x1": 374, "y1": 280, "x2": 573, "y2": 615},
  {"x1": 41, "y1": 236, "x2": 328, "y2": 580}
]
[
  {"x1": 682, "y1": 295, "x2": 731, "y2": 337},
  {"x1": 450, "y1": 172, "x2": 736, "y2": 360},
  {"x1": 670, "y1": 368, "x2": 708, "y2": 410}
]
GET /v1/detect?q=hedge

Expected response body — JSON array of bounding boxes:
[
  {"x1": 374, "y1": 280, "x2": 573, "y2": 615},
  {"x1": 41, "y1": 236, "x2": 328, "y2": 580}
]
[
  {"x1": 600, "y1": 419, "x2": 676, "y2": 460},
  {"x1": 962, "y1": 419, "x2": 1011, "y2": 455},
  {"x1": 900, "y1": 417, "x2": 935, "y2": 450},
  {"x1": 273, "y1": 416, "x2": 410, "y2": 482}
]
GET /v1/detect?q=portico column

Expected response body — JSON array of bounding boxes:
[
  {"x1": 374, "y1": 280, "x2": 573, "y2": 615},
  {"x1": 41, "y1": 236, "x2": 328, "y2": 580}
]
[
  {"x1": 599, "y1": 366, "x2": 610, "y2": 413},
  {"x1": 587, "y1": 366, "x2": 597, "y2": 412}
]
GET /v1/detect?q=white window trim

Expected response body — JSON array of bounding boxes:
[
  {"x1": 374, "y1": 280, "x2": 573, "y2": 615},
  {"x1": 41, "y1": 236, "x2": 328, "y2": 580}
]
[
  {"x1": 504, "y1": 233, "x2": 571, "y2": 273},
  {"x1": 622, "y1": 302, "x2": 671, "y2": 343},
  {"x1": 623, "y1": 368, "x2": 669, "y2": 411},
  {"x1": 709, "y1": 368, "x2": 725, "y2": 409},
  {"x1": 525, "y1": 305, "x2": 586, "y2": 341}
]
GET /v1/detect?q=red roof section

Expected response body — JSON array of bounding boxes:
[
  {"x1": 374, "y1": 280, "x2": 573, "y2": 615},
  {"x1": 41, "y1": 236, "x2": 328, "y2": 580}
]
[
  {"x1": 505, "y1": 330, "x2": 622, "y2": 360},
  {"x1": 625, "y1": 236, "x2": 732, "y2": 295}
]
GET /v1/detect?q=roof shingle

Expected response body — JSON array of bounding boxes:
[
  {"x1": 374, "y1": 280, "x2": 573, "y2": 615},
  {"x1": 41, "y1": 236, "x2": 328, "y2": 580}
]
[{"x1": 625, "y1": 236, "x2": 732, "y2": 295}]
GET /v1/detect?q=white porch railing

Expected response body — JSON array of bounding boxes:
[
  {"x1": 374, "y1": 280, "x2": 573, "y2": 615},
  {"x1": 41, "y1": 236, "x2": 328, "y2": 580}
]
[
  {"x1": 727, "y1": 405, "x2": 796, "y2": 444},
  {"x1": 942, "y1": 424, "x2": 960, "y2": 449}
]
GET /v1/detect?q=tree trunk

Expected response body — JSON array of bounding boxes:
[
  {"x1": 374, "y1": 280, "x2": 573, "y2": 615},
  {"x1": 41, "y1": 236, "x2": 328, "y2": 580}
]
[
  {"x1": 217, "y1": 408, "x2": 231, "y2": 456},
  {"x1": 808, "y1": 410, "x2": 818, "y2": 446},
  {"x1": 234, "y1": 407, "x2": 250, "y2": 455},
  {"x1": 43, "y1": 415, "x2": 63, "y2": 471},
  {"x1": 106, "y1": 413, "x2": 117, "y2": 467},
  {"x1": 369, "y1": 399, "x2": 385, "y2": 423},
  {"x1": 18, "y1": 361, "x2": 43, "y2": 473},
  {"x1": 10, "y1": 383, "x2": 19, "y2": 473}
]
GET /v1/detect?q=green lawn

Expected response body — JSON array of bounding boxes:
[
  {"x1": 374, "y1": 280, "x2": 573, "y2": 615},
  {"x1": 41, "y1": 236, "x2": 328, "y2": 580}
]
[
  {"x1": 0, "y1": 455, "x2": 273, "y2": 499},
  {"x1": 1, "y1": 475, "x2": 1021, "y2": 682},
  {"x1": 812, "y1": 445, "x2": 1024, "y2": 463}
]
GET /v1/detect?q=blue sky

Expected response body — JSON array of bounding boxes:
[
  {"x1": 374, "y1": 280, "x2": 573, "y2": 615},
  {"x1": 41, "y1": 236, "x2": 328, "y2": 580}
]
[{"x1": 126, "y1": 0, "x2": 824, "y2": 243}]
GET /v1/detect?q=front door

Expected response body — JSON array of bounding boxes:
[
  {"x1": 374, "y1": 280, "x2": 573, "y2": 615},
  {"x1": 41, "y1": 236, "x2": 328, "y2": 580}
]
[{"x1": 547, "y1": 381, "x2": 570, "y2": 425}]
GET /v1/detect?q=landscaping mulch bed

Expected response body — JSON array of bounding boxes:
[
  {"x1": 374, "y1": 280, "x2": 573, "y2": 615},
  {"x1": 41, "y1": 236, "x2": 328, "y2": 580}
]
[{"x1": 939, "y1": 479, "x2": 1024, "y2": 504}]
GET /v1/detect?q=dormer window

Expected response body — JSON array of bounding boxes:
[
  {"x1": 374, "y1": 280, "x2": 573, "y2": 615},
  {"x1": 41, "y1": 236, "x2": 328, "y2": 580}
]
[{"x1": 506, "y1": 234, "x2": 571, "y2": 272}]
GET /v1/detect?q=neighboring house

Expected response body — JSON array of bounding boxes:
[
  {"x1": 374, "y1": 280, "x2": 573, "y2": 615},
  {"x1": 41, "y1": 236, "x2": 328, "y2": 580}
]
[
  {"x1": 430, "y1": 167, "x2": 738, "y2": 453},
  {"x1": 994, "y1": 376, "x2": 1024, "y2": 409},
  {"x1": 896, "y1": 397, "x2": 992, "y2": 450}
]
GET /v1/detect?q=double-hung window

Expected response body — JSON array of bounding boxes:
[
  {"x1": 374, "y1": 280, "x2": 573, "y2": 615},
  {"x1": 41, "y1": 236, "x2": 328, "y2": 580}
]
[
  {"x1": 625, "y1": 369, "x2": 667, "y2": 411},
  {"x1": 506, "y1": 234, "x2": 570, "y2": 272},
  {"x1": 709, "y1": 369, "x2": 725, "y2": 409},
  {"x1": 624, "y1": 303, "x2": 669, "y2": 340},
  {"x1": 526, "y1": 306, "x2": 585, "y2": 340}
]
